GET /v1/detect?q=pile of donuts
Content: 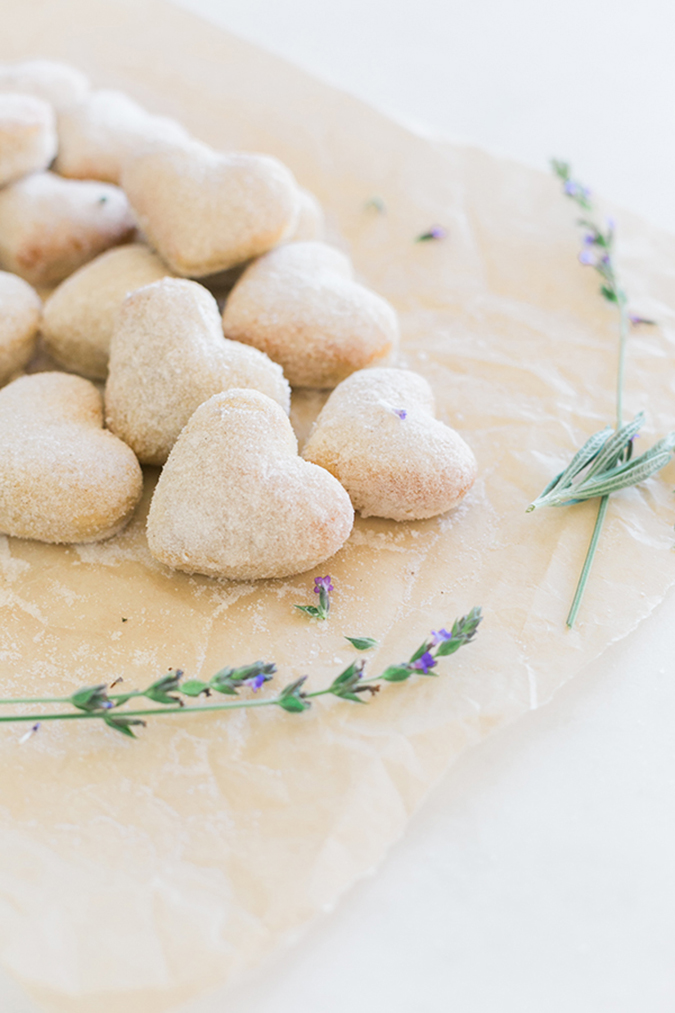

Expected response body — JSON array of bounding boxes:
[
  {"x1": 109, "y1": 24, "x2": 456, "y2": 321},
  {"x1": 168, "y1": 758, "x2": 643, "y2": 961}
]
[{"x1": 0, "y1": 59, "x2": 477, "y2": 581}]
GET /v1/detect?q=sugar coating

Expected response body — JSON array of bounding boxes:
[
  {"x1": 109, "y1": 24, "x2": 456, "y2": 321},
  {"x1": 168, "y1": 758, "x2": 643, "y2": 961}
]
[
  {"x1": 302, "y1": 367, "x2": 478, "y2": 521},
  {"x1": 147, "y1": 388, "x2": 354, "y2": 580},
  {"x1": 0, "y1": 60, "x2": 89, "y2": 111},
  {"x1": 105, "y1": 277, "x2": 291, "y2": 465},
  {"x1": 0, "y1": 93, "x2": 57, "y2": 187},
  {"x1": 0, "y1": 271, "x2": 41, "y2": 386},
  {"x1": 121, "y1": 139, "x2": 301, "y2": 277},
  {"x1": 55, "y1": 89, "x2": 191, "y2": 184},
  {"x1": 287, "y1": 188, "x2": 325, "y2": 242},
  {"x1": 221, "y1": 241, "x2": 399, "y2": 388},
  {"x1": 42, "y1": 243, "x2": 174, "y2": 379},
  {"x1": 0, "y1": 171, "x2": 135, "y2": 287},
  {"x1": 0, "y1": 372, "x2": 143, "y2": 544}
]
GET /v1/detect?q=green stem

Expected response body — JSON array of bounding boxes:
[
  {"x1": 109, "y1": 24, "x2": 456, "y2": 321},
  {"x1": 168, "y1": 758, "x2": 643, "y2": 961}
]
[
  {"x1": 565, "y1": 494, "x2": 610, "y2": 628},
  {"x1": 0, "y1": 695, "x2": 284, "y2": 725},
  {"x1": 0, "y1": 689, "x2": 144, "y2": 708},
  {"x1": 616, "y1": 296, "x2": 629, "y2": 430},
  {"x1": 566, "y1": 296, "x2": 629, "y2": 629}
]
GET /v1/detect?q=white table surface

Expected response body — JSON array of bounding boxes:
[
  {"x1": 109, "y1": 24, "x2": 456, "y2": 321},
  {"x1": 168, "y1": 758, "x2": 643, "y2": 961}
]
[
  {"x1": 4, "y1": 2, "x2": 675, "y2": 1010},
  {"x1": 162, "y1": 2, "x2": 675, "y2": 1012}
]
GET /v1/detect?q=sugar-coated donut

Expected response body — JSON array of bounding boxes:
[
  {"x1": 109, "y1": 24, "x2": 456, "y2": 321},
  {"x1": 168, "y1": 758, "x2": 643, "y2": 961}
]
[
  {"x1": 0, "y1": 93, "x2": 57, "y2": 187},
  {"x1": 0, "y1": 270, "x2": 41, "y2": 386},
  {"x1": 105, "y1": 277, "x2": 291, "y2": 465},
  {"x1": 42, "y1": 243, "x2": 174, "y2": 379},
  {"x1": 221, "y1": 241, "x2": 398, "y2": 388},
  {"x1": 121, "y1": 140, "x2": 301, "y2": 277},
  {"x1": 147, "y1": 388, "x2": 354, "y2": 580},
  {"x1": 0, "y1": 372, "x2": 143, "y2": 544},
  {"x1": 0, "y1": 171, "x2": 135, "y2": 287},
  {"x1": 302, "y1": 367, "x2": 477, "y2": 520}
]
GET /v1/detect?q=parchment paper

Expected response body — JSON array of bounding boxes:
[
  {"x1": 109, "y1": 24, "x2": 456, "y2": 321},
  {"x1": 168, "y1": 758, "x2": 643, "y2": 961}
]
[{"x1": 2, "y1": 1, "x2": 675, "y2": 1010}]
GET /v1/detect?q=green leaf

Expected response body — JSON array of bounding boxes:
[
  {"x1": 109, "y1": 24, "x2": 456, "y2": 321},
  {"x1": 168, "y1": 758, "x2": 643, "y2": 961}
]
[
  {"x1": 336, "y1": 692, "x2": 367, "y2": 704},
  {"x1": 435, "y1": 638, "x2": 462, "y2": 656},
  {"x1": 330, "y1": 661, "x2": 361, "y2": 689},
  {"x1": 344, "y1": 636, "x2": 378, "y2": 651},
  {"x1": 584, "y1": 414, "x2": 644, "y2": 479},
  {"x1": 277, "y1": 676, "x2": 310, "y2": 713},
  {"x1": 70, "y1": 684, "x2": 112, "y2": 712},
  {"x1": 380, "y1": 665, "x2": 412, "y2": 683},
  {"x1": 295, "y1": 605, "x2": 321, "y2": 618},
  {"x1": 181, "y1": 679, "x2": 209, "y2": 697},
  {"x1": 278, "y1": 695, "x2": 310, "y2": 713},
  {"x1": 409, "y1": 640, "x2": 432, "y2": 663},
  {"x1": 528, "y1": 425, "x2": 614, "y2": 510},
  {"x1": 144, "y1": 671, "x2": 183, "y2": 706},
  {"x1": 103, "y1": 714, "x2": 147, "y2": 738},
  {"x1": 601, "y1": 285, "x2": 617, "y2": 302}
]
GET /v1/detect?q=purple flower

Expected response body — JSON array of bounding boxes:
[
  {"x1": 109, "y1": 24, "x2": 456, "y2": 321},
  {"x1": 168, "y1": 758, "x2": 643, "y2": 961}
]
[
  {"x1": 393, "y1": 408, "x2": 407, "y2": 420},
  {"x1": 583, "y1": 233, "x2": 596, "y2": 245},
  {"x1": 412, "y1": 651, "x2": 437, "y2": 674},
  {"x1": 416, "y1": 225, "x2": 447, "y2": 242},
  {"x1": 564, "y1": 181, "x2": 591, "y2": 202},
  {"x1": 314, "y1": 575, "x2": 333, "y2": 595},
  {"x1": 578, "y1": 249, "x2": 596, "y2": 266},
  {"x1": 607, "y1": 216, "x2": 616, "y2": 232},
  {"x1": 431, "y1": 628, "x2": 452, "y2": 645},
  {"x1": 629, "y1": 313, "x2": 656, "y2": 327},
  {"x1": 245, "y1": 674, "x2": 267, "y2": 692}
]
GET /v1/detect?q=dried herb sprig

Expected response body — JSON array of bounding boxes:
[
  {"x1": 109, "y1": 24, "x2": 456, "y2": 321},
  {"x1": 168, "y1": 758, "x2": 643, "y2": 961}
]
[
  {"x1": 531, "y1": 162, "x2": 674, "y2": 628},
  {"x1": 527, "y1": 413, "x2": 675, "y2": 510},
  {"x1": 4, "y1": 608, "x2": 482, "y2": 739},
  {"x1": 295, "y1": 575, "x2": 333, "y2": 620}
]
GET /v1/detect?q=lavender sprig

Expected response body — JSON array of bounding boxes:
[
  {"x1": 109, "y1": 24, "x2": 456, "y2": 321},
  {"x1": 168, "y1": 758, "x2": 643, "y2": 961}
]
[
  {"x1": 531, "y1": 162, "x2": 673, "y2": 628},
  {"x1": 295, "y1": 575, "x2": 333, "y2": 620},
  {"x1": 0, "y1": 608, "x2": 482, "y2": 740}
]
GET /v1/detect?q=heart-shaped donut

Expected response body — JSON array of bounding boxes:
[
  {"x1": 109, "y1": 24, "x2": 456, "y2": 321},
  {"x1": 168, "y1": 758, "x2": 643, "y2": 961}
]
[
  {"x1": 42, "y1": 243, "x2": 174, "y2": 380},
  {"x1": 55, "y1": 89, "x2": 191, "y2": 184},
  {"x1": 105, "y1": 278, "x2": 290, "y2": 465},
  {"x1": 0, "y1": 171, "x2": 135, "y2": 287},
  {"x1": 121, "y1": 140, "x2": 301, "y2": 277},
  {"x1": 0, "y1": 270, "x2": 41, "y2": 387},
  {"x1": 147, "y1": 388, "x2": 354, "y2": 580},
  {"x1": 0, "y1": 93, "x2": 57, "y2": 187},
  {"x1": 0, "y1": 372, "x2": 143, "y2": 543},
  {"x1": 0, "y1": 59, "x2": 89, "y2": 111},
  {"x1": 221, "y1": 241, "x2": 399, "y2": 388},
  {"x1": 302, "y1": 367, "x2": 477, "y2": 520}
]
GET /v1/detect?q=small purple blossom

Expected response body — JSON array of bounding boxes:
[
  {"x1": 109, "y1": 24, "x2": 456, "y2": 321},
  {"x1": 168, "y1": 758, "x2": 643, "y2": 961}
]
[
  {"x1": 431, "y1": 628, "x2": 452, "y2": 645},
  {"x1": 19, "y1": 722, "x2": 40, "y2": 744},
  {"x1": 412, "y1": 651, "x2": 437, "y2": 674},
  {"x1": 245, "y1": 674, "x2": 267, "y2": 692},
  {"x1": 393, "y1": 408, "x2": 407, "y2": 420},
  {"x1": 578, "y1": 248, "x2": 597, "y2": 266},
  {"x1": 565, "y1": 180, "x2": 591, "y2": 201},
  {"x1": 314, "y1": 575, "x2": 333, "y2": 595},
  {"x1": 416, "y1": 225, "x2": 447, "y2": 242},
  {"x1": 583, "y1": 232, "x2": 596, "y2": 245},
  {"x1": 629, "y1": 313, "x2": 657, "y2": 327}
]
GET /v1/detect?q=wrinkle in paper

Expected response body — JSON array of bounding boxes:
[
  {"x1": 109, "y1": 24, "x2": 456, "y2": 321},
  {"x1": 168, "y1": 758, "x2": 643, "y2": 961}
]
[{"x1": 1, "y1": 2, "x2": 675, "y2": 1011}]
